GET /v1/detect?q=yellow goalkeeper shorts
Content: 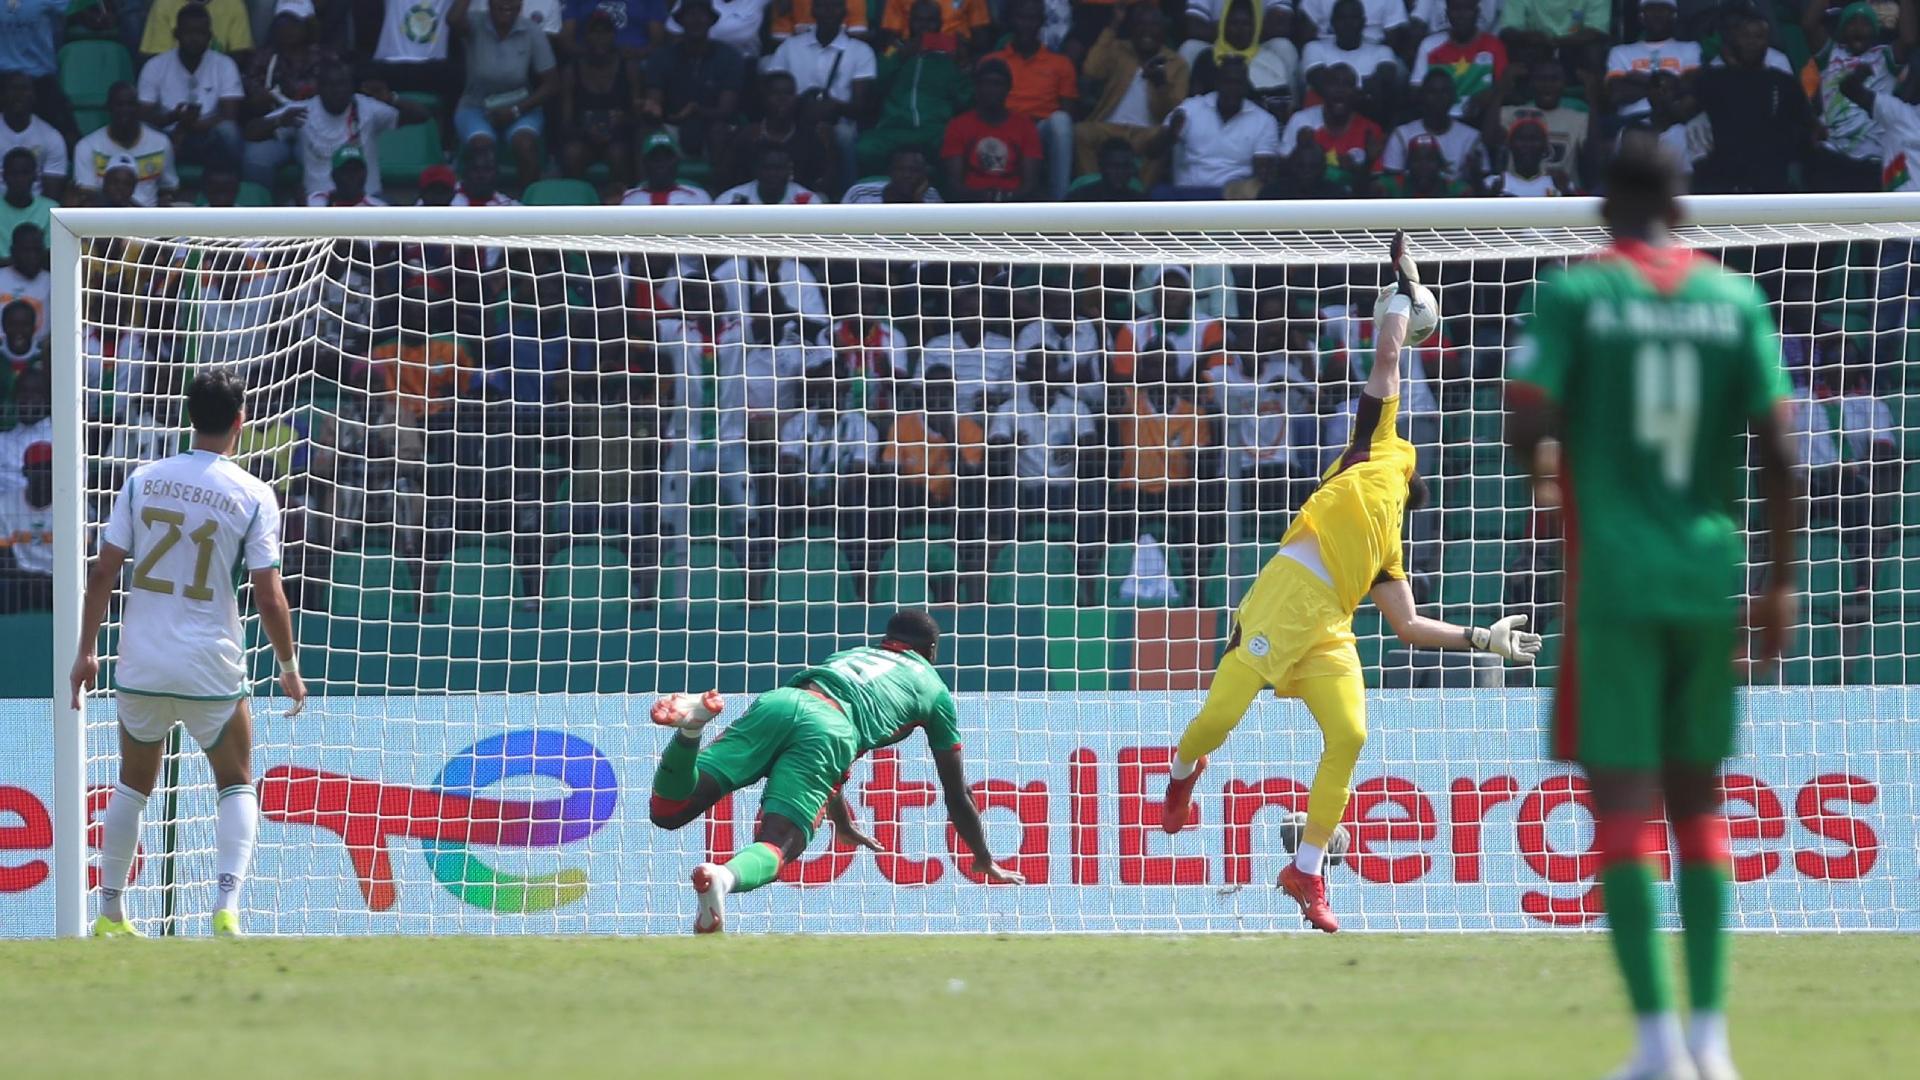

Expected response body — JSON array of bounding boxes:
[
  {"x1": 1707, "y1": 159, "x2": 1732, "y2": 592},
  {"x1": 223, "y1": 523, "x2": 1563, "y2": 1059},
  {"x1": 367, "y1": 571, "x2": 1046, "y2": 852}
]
[{"x1": 1229, "y1": 555, "x2": 1362, "y2": 697}]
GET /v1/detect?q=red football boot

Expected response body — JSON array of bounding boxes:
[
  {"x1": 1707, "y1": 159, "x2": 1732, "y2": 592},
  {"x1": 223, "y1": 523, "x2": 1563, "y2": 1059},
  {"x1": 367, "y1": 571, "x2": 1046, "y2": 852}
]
[
  {"x1": 1278, "y1": 863, "x2": 1339, "y2": 933},
  {"x1": 1160, "y1": 755, "x2": 1207, "y2": 834}
]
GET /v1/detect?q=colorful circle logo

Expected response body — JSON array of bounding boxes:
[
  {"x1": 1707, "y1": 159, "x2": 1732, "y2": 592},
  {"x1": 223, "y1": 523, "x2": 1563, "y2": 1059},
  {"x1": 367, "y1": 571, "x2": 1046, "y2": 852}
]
[{"x1": 418, "y1": 730, "x2": 618, "y2": 913}]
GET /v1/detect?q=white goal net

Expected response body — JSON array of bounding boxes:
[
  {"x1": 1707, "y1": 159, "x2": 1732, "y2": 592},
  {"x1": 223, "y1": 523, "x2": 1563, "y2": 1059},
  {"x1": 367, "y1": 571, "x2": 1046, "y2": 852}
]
[{"x1": 51, "y1": 200, "x2": 1920, "y2": 935}]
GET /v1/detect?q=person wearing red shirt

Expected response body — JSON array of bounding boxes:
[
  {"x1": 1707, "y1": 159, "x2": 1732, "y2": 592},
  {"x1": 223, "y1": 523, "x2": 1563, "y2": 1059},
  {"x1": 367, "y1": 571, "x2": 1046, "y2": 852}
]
[
  {"x1": 1278, "y1": 62, "x2": 1383, "y2": 192},
  {"x1": 985, "y1": 0, "x2": 1080, "y2": 198},
  {"x1": 940, "y1": 59, "x2": 1042, "y2": 201},
  {"x1": 1410, "y1": 0, "x2": 1510, "y2": 120}
]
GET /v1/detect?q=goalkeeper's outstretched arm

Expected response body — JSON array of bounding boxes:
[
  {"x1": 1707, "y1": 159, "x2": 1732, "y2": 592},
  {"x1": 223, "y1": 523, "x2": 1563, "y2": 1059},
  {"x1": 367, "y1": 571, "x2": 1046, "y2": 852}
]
[
  {"x1": 1370, "y1": 577, "x2": 1542, "y2": 664},
  {"x1": 932, "y1": 744, "x2": 1026, "y2": 884},
  {"x1": 1364, "y1": 231, "x2": 1421, "y2": 401}
]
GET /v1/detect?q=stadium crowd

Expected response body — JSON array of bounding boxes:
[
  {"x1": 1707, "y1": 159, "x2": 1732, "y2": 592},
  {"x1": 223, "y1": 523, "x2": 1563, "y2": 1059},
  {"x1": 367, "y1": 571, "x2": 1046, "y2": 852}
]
[{"x1": 0, "y1": 0, "x2": 1911, "y2": 642}]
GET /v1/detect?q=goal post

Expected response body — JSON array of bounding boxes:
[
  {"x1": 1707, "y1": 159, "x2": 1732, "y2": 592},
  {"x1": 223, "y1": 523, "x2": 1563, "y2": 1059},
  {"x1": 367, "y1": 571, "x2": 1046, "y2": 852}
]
[{"x1": 48, "y1": 196, "x2": 1920, "y2": 937}]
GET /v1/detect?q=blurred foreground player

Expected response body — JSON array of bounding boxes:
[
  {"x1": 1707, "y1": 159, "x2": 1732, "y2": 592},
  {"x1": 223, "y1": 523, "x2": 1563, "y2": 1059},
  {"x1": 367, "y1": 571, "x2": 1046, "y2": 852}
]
[
  {"x1": 70, "y1": 371, "x2": 307, "y2": 938},
  {"x1": 1507, "y1": 135, "x2": 1801, "y2": 1080},
  {"x1": 1162, "y1": 234, "x2": 1542, "y2": 932},
  {"x1": 648, "y1": 609, "x2": 1024, "y2": 932}
]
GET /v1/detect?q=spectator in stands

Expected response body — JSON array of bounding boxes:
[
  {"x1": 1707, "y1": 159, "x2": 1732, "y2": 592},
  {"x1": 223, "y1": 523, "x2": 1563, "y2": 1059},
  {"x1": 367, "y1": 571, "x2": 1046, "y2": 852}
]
[
  {"x1": 1278, "y1": 62, "x2": 1382, "y2": 195},
  {"x1": 941, "y1": 60, "x2": 1043, "y2": 202},
  {"x1": 771, "y1": 0, "x2": 870, "y2": 41},
  {"x1": 922, "y1": 284, "x2": 1013, "y2": 415},
  {"x1": 197, "y1": 161, "x2": 243, "y2": 205},
  {"x1": 854, "y1": 2, "x2": 964, "y2": 181},
  {"x1": 731, "y1": 70, "x2": 836, "y2": 192},
  {"x1": 988, "y1": 0, "x2": 1078, "y2": 201},
  {"x1": 1260, "y1": 126, "x2": 1357, "y2": 197},
  {"x1": 621, "y1": 131, "x2": 712, "y2": 202},
  {"x1": 1804, "y1": 0, "x2": 1915, "y2": 191},
  {"x1": 1067, "y1": 137, "x2": 1146, "y2": 199},
  {"x1": 1702, "y1": 1, "x2": 1791, "y2": 74},
  {"x1": 1490, "y1": 58, "x2": 1593, "y2": 190},
  {"x1": 248, "y1": 62, "x2": 429, "y2": 203},
  {"x1": 1487, "y1": 114, "x2": 1563, "y2": 194},
  {"x1": 1693, "y1": 12, "x2": 1813, "y2": 194},
  {"x1": 143, "y1": 0, "x2": 254, "y2": 59},
  {"x1": 140, "y1": 6, "x2": 247, "y2": 175},
  {"x1": 764, "y1": 0, "x2": 877, "y2": 189},
  {"x1": 0, "y1": 225, "x2": 47, "y2": 341},
  {"x1": 1380, "y1": 132, "x2": 1472, "y2": 195},
  {"x1": 1383, "y1": 69, "x2": 1485, "y2": 189},
  {"x1": 1104, "y1": 373, "x2": 1209, "y2": 606},
  {"x1": 1, "y1": 0, "x2": 91, "y2": 140},
  {"x1": 366, "y1": 0, "x2": 460, "y2": 91},
  {"x1": 1296, "y1": 0, "x2": 1407, "y2": 47},
  {"x1": 0, "y1": 367, "x2": 49, "y2": 478},
  {"x1": 1799, "y1": 357, "x2": 1902, "y2": 597},
  {"x1": 1301, "y1": 0, "x2": 1403, "y2": 118},
  {"x1": 1614, "y1": 70, "x2": 1695, "y2": 185},
  {"x1": 1157, "y1": 57, "x2": 1280, "y2": 198},
  {"x1": 73, "y1": 84, "x2": 180, "y2": 207},
  {"x1": 310, "y1": 144, "x2": 388, "y2": 205},
  {"x1": 0, "y1": 151, "x2": 55, "y2": 248},
  {"x1": 1499, "y1": 0, "x2": 1608, "y2": 76},
  {"x1": 990, "y1": 351, "x2": 1098, "y2": 517},
  {"x1": 717, "y1": 142, "x2": 825, "y2": 202},
  {"x1": 563, "y1": 0, "x2": 667, "y2": 56},
  {"x1": 453, "y1": 143, "x2": 521, "y2": 204},
  {"x1": 1605, "y1": 0, "x2": 1700, "y2": 121},
  {"x1": 642, "y1": 0, "x2": 746, "y2": 162},
  {"x1": 452, "y1": 0, "x2": 560, "y2": 186},
  {"x1": 0, "y1": 440, "x2": 52, "y2": 612},
  {"x1": 1, "y1": 299, "x2": 42, "y2": 375},
  {"x1": 877, "y1": 0, "x2": 990, "y2": 52},
  {"x1": 1189, "y1": 0, "x2": 1299, "y2": 117},
  {"x1": 1410, "y1": 0, "x2": 1508, "y2": 121},
  {"x1": 1075, "y1": 5, "x2": 1189, "y2": 187},
  {"x1": 842, "y1": 143, "x2": 941, "y2": 201},
  {"x1": 241, "y1": 7, "x2": 339, "y2": 190},
  {"x1": 369, "y1": 298, "x2": 479, "y2": 427},
  {"x1": 0, "y1": 74, "x2": 68, "y2": 201},
  {"x1": 559, "y1": 10, "x2": 640, "y2": 189},
  {"x1": 664, "y1": 0, "x2": 768, "y2": 59}
]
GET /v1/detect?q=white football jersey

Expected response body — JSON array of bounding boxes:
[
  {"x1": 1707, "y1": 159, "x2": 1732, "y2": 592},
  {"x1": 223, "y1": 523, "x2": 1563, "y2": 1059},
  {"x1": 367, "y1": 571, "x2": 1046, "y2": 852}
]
[{"x1": 101, "y1": 450, "x2": 281, "y2": 700}]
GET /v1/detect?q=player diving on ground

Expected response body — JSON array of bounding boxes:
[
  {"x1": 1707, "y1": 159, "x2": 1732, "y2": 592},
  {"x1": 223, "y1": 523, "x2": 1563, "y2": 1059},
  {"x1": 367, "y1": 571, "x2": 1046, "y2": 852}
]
[
  {"x1": 70, "y1": 371, "x2": 308, "y2": 938},
  {"x1": 1507, "y1": 135, "x2": 1799, "y2": 1080},
  {"x1": 1159, "y1": 233, "x2": 1542, "y2": 933},
  {"x1": 647, "y1": 609, "x2": 1025, "y2": 932}
]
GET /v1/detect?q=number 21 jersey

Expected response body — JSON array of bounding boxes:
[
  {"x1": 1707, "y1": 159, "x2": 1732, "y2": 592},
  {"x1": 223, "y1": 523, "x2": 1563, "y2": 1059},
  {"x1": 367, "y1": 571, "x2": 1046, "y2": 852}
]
[
  {"x1": 1510, "y1": 241, "x2": 1789, "y2": 619},
  {"x1": 101, "y1": 449, "x2": 282, "y2": 700}
]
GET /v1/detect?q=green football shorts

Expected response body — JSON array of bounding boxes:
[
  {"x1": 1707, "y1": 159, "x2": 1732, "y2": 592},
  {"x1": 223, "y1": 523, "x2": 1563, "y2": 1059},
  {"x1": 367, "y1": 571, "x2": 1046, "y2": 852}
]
[
  {"x1": 697, "y1": 687, "x2": 857, "y2": 840},
  {"x1": 1551, "y1": 614, "x2": 1739, "y2": 770}
]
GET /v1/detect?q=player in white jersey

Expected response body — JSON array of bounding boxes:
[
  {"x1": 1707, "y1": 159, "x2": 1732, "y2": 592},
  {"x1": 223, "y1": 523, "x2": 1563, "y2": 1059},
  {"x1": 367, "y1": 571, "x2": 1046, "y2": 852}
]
[{"x1": 69, "y1": 371, "x2": 306, "y2": 938}]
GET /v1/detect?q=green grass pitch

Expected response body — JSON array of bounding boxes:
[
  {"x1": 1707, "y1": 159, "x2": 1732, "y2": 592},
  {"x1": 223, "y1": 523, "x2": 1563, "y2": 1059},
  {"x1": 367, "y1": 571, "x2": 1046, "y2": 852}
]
[{"x1": 5, "y1": 934, "x2": 1915, "y2": 1078}]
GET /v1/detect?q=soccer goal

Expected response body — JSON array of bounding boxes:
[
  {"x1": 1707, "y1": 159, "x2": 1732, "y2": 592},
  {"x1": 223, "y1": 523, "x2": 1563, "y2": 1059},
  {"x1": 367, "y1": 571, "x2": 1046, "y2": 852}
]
[{"x1": 48, "y1": 197, "x2": 1920, "y2": 937}]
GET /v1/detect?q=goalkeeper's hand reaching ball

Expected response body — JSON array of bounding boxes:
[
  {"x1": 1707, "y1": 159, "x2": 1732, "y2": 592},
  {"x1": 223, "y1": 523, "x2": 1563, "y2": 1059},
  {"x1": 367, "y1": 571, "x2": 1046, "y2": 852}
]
[{"x1": 1469, "y1": 615, "x2": 1543, "y2": 665}]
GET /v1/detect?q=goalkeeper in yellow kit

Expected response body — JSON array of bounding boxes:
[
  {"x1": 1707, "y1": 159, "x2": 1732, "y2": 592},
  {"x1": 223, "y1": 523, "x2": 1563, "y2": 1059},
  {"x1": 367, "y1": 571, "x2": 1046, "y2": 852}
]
[{"x1": 1161, "y1": 234, "x2": 1542, "y2": 932}]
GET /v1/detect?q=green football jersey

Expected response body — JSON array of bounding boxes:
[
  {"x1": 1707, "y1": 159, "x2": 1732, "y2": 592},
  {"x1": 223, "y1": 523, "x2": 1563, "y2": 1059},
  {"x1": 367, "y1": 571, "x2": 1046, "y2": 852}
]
[
  {"x1": 791, "y1": 646, "x2": 962, "y2": 755},
  {"x1": 1511, "y1": 247, "x2": 1790, "y2": 618}
]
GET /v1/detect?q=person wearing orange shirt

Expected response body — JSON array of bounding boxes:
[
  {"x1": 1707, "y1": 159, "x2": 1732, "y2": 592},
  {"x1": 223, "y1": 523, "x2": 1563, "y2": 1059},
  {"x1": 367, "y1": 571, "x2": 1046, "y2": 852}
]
[
  {"x1": 769, "y1": 0, "x2": 870, "y2": 40},
  {"x1": 986, "y1": 0, "x2": 1080, "y2": 198},
  {"x1": 878, "y1": 0, "x2": 992, "y2": 53},
  {"x1": 368, "y1": 306, "x2": 479, "y2": 425}
]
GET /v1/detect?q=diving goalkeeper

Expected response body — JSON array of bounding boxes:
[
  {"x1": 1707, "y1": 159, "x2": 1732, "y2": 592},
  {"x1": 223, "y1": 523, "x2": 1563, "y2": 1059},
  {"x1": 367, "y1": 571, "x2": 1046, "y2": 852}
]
[
  {"x1": 1160, "y1": 234, "x2": 1543, "y2": 933},
  {"x1": 648, "y1": 609, "x2": 1024, "y2": 933}
]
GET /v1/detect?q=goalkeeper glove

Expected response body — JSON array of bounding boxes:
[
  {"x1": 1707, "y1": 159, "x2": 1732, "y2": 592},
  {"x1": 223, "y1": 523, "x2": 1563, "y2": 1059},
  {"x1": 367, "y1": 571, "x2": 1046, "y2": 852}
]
[
  {"x1": 1390, "y1": 229, "x2": 1420, "y2": 295},
  {"x1": 1469, "y1": 615, "x2": 1542, "y2": 665}
]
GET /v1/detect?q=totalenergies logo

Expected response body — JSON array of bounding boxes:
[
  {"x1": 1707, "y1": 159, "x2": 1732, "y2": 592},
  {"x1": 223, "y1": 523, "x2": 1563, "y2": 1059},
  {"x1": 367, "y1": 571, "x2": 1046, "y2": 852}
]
[{"x1": 259, "y1": 730, "x2": 616, "y2": 913}]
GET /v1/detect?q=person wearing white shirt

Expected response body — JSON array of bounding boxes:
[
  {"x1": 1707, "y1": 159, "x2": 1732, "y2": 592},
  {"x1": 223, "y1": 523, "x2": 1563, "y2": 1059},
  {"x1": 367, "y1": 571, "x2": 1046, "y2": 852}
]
[
  {"x1": 244, "y1": 62, "x2": 430, "y2": 201},
  {"x1": 921, "y1": 288, "x2": 1016, "y2": 415},
  {"x1": 0, "y1": 226, "x2": 49, "y2": 343},
  {"x1": 1301, "y1": 0, "x2": 1402, "y2": 100},
  {"x1": 0, "y1": 440, "x2": 52, "y2": 611},
  {"x1": 715, "y1": 143, "x2": 828, "y2": 204},
  {"x1": 1158, "y1": 58, "x2": 1280, "y2": 191},
  {"x1": 1382, "y1": 69, "x2": 1485, "y2": 184},
  {"x1": 1296, "y1": 0, "x2": 1407, "y2": 46},
  {"x1": 137, "y1": 5, "x2": 245, "y2": 171},
  {"x1": 762, "y1": 0, "x2": 875, "y2": 185},
  {"x1": 74, "y1": 84, "x2": 179, "y2": 207},
  {"x1": 1605, "y1": 0, "x2": 1700, "y2": 120},
  {"x1": 0, "y1": 73, "x2": 69, "y2": 200},
  {"x1": 0, "y1": 367, "x2": 49, "y2": 500},
  {"x1": 666, "y1": 0, "x2": 770, "y2": 58}
]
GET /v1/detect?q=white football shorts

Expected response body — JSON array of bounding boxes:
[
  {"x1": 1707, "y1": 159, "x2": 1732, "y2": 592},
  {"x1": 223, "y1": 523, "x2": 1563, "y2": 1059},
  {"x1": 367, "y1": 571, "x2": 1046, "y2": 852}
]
[{"x1": 116, "y1": 692, "x2": 244, "y2": 751}]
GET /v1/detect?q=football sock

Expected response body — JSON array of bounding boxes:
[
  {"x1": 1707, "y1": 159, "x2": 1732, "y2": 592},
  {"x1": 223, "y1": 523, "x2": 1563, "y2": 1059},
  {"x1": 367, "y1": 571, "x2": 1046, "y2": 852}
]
[
  {"x1": 1688, "y1": 1010, "x2": 1730, "y2": 1066},
  {"x1": 723, "y1": 842, "x2": 784, "y2": 895},
  {"x1": 1293, "y1": 841, "x2": 1326, "y2": 877},
  {"x1": 651, "y1": 731, "x2": 702, "y2": 802},
  {"x1": 1169, "y1": 755, "x2": 1197, "y2": 781},
  {"x1": 1634, "y1": 1012, "x2": 1687, "y2": 1068},
  {"x1": 214, "y1": 784, "x2": 258, "y2": 914},
  {"x1": 1673, "y1": 814, "x2": 1731, "y2": 1018},
  {"x1": 97, "y1": 781, "x2": 147, "y2": 922},
  {"x1": 1601, "y1": 860, "x2": 1672, "y2": 1014}
]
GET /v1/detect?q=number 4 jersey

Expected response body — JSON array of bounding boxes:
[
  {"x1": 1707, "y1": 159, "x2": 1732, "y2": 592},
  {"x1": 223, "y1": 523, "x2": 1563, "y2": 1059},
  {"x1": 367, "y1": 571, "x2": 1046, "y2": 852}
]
[
  {"x1": 102, "y1": 449, "x2": 282, "y2": 700},
  {"x1": 1511, "y1": 240, "x2": 1789, "y2": 619},
  {"x1": 791, "y1": 645, "x2": 962, "y2": 756}
]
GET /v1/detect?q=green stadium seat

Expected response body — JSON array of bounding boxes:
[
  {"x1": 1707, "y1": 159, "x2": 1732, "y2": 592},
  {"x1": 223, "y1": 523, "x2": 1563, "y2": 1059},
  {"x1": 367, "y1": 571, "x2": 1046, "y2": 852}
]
[
  {"x1": 377, "y1": 117, "x2": 445, "y2": 189},
  {"x1": 522, "y1": 178, "x2": 601, "y2": 206},
  {"x1": 543, "y1": 542, "x2": 633, "y2": 629},
  {"x1": 59, "y1": 40, "x2": 134, "y2": 111},
  {"x1": 73, "y1": 107, "x2": 108, "y2": 137},
  {"x1": 1045, "y1": 608, "x2": 1134, "y2": 690},
  {"x1": 234, "y1": 181, "x2": 273, "y2": 207},
  {"x1": 660, "y1": 541, "x2": 748, "y2": 603},
  {"x1": 440, "y1": 543, "x2": 520, "y2": 628},
  {"x1": 327, "y1": 551, "x2": 415, "y2": 622},
  {"x1": 774, "y1": 540, "x2": 852, "y2": 603},
  {"x1": 873, "y1": 538, "x2": 956, "y2": 606},
  {"x1": 988, "y1": 541, "x2": 1076, "y2": 607}
]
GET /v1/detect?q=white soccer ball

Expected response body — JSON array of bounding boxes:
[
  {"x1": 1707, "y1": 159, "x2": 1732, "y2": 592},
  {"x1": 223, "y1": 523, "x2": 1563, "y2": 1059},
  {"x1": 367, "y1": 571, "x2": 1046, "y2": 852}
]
[{"x1": 1406, "y1": 282, "x2": 1441, "y2": 344}]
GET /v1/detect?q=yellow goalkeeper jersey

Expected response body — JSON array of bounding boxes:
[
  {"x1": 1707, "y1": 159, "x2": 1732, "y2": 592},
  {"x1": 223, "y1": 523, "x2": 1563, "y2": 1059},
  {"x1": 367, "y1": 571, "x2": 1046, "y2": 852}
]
[{"x1": 1275, "y1": 392, "x2": 1417, "y2": 614}]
